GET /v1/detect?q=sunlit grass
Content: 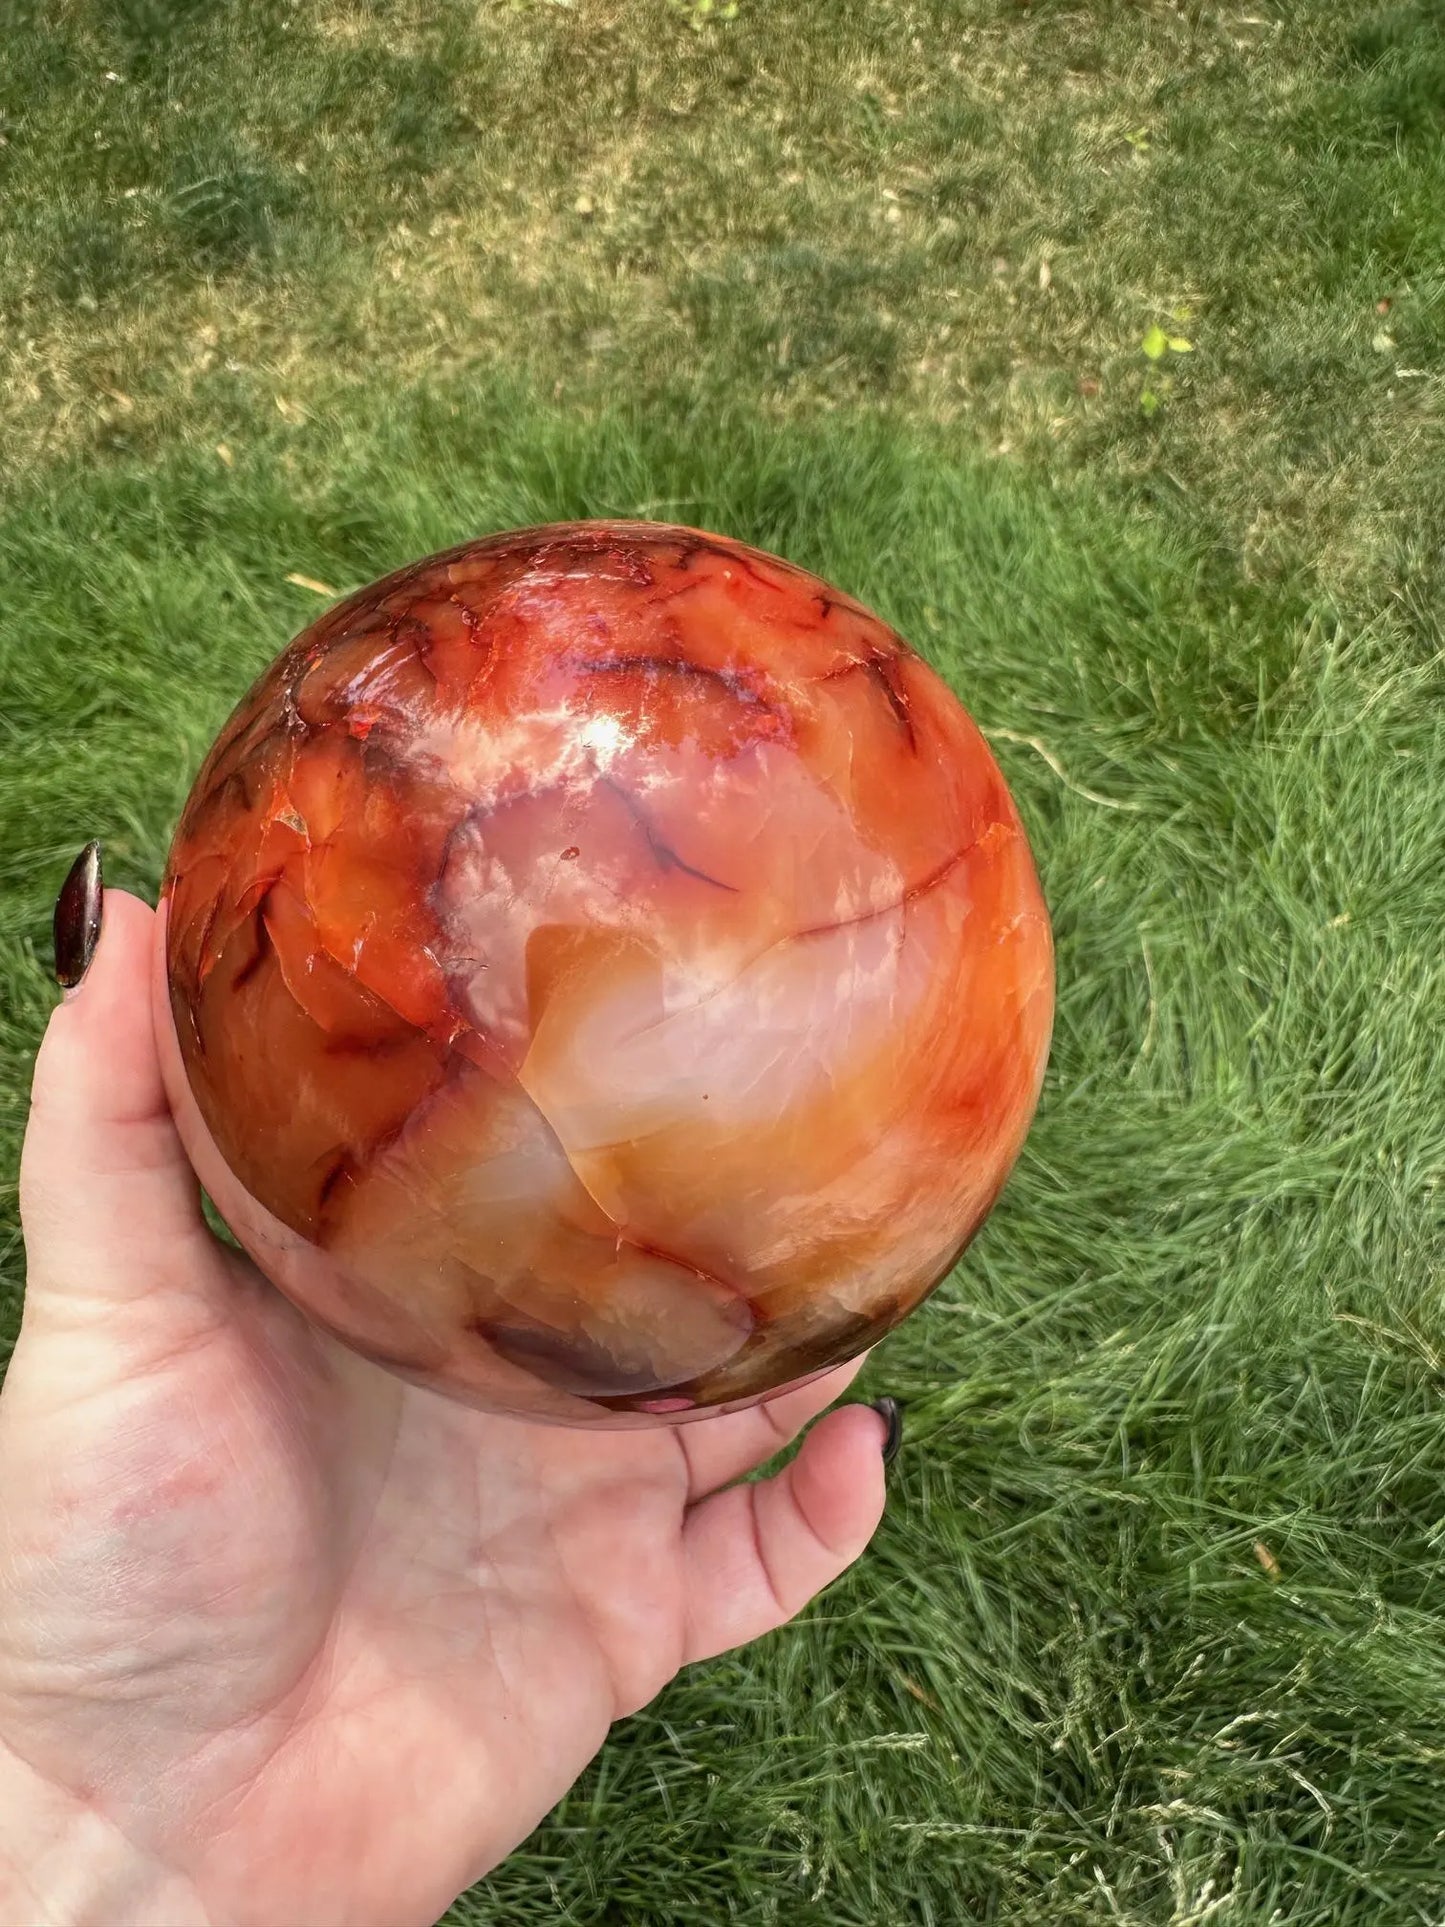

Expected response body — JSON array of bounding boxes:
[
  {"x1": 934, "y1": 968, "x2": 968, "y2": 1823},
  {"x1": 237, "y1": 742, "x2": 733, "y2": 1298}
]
[{"x1": 4, "y1": 2, "x2": 1443, "y2": 595}]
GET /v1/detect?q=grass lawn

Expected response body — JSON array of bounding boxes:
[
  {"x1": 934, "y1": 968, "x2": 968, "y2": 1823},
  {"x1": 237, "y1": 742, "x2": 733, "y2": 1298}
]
[{"x1": 3, "y1": 1, "x2": 1444, "y2": 1920}]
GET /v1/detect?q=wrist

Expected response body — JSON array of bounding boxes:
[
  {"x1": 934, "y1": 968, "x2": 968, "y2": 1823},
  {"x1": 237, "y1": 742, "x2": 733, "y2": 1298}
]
[{"x1": 0, "y1": 1741, "x2": 208, "y2": 1927}]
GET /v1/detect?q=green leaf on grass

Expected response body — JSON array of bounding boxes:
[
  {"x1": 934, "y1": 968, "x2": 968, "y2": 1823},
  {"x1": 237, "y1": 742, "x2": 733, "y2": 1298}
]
[{"x1": 1142, "y1": 325, "x2": 1169, "y2": 360}]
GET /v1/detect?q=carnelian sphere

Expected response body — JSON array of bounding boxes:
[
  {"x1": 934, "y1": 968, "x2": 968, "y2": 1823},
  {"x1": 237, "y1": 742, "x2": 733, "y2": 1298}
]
[{"x1": 157, "y1": 521, "x2": 1053, "y2": 1426}]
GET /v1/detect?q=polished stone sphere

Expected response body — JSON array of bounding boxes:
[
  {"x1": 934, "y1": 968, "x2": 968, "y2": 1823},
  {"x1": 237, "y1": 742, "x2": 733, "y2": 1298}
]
[{"x1": 156, "y1": 521, "x2": 1053, "y2": 1426}]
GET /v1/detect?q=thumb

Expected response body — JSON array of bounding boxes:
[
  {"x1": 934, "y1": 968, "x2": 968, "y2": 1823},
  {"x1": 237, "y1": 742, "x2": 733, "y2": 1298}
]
[{"x1": 19, "y1": 847, "x2": 222, "y2": 1324}]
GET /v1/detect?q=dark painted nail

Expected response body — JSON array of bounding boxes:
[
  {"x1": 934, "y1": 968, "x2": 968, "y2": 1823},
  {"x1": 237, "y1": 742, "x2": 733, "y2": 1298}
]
[
  {"x1": 53, "y1": 840, "x2": 103, "y2": 993},
  {"x1": 868, "y1": 1396, "x2": 903, "y2": 1468}
]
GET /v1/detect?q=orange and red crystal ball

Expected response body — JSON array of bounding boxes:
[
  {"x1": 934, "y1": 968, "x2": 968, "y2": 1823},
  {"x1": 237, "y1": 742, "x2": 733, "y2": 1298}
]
[{"x1": 157, "y1": 522, "x2": 1054, "y2": 1427}]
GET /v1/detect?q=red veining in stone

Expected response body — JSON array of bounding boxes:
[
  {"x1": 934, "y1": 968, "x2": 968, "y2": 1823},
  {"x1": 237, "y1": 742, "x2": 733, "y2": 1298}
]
[{"x1": 158, "y1": 520, "x2": 1054, "y2": 1428}]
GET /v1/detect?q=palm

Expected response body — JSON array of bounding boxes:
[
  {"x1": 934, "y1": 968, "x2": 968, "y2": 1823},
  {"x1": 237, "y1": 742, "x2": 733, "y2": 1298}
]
[{"x1": 1, "y1": 890, "x2": 885, "y2": 1927}]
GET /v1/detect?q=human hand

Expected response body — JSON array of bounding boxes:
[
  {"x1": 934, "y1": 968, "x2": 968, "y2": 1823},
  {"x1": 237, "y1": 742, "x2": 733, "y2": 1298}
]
[{"x1": 0, "y1": 850, "x2": 897, "y2": 1927}]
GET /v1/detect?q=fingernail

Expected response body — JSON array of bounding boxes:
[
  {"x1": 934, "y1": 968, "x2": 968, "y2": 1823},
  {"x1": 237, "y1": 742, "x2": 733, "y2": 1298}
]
[
  {"x1": 868, "y1": 1396, "x2": 904, "y2": 1468},
  {"x1": 54, "y1": 840, "x2": 103, "y2": 996}
]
